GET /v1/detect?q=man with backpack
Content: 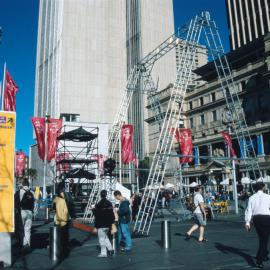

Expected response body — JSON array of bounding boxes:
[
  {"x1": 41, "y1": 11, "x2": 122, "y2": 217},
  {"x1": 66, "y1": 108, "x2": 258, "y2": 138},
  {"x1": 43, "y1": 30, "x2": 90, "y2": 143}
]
[
  {"x1": 14, "y1": 179, "x2": 35, "y2": 250},
  {"x1": 92, "y1": 190, "x2": 115, "y2": 257},
  {"x1": 114, "y1": 190, "x2": 132, "y2": 252}
]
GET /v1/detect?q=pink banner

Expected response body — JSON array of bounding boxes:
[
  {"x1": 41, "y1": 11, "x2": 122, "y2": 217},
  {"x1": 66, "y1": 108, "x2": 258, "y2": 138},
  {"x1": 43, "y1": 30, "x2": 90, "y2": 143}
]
[
  {"x1": 47, "y1": 119, "x2": 62, "y2": 161},
  {"x1": 121, "y1": 124, "x2": 137, "y2": 165},
  {"x1": 15, "y1": 151, "x2": 26, "y2": 177},
  {"x1": 31, "y1": 117, "x2": 45, "y2": 161},
  {"x1": 3, "y1": 70, "x2": 18, "y2": 112},
  {"x1": 170, "y1": 128, "x2": 193, "y2": 164},
  {"x1": 221, "y1": 131, "x2": 237, "y2": 158}
]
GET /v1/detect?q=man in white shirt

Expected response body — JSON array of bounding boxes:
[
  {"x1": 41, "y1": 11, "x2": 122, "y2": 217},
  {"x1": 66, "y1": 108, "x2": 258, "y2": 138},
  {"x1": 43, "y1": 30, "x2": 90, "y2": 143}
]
[
  {"x1": 185, "y1": 186, "x2": 207, "y2": 242},
  {"x1": 245, "y1": 181, "x2": 270, "y2": 268}
]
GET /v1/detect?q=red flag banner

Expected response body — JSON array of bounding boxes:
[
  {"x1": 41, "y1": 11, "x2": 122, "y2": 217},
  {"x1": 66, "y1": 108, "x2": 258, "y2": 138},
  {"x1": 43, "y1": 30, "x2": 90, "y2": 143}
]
[
  {"x1": 31, "y1": 117, "x2": 46, "y2": 161},
  {"x1": 56, "y1": 153, "x2": 70, "y2": 173},
  {"x1": 121, "y1": 124, "x2": 136, "y2": 165},
  {"x1": 47, "y1": 118, "x2": 62, "y2": 161},
  {"x1": 170, "y1": 128, "x2": 193, "y2": 163},
  {"x1": 15, "y1": 151, "x2": 26, "y2": 177},
  {"x1": 221, "y1": 131, "x2": 237, "y2": 158},
  {"x1": 3, "y1": 70, "x2": 18, "y2": 112}
]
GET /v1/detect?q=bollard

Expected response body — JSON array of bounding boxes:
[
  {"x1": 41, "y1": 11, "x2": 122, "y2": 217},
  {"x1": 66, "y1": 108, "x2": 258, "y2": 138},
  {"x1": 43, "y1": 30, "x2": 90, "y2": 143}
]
[
  {"x1": 112, "y1": 233, "x2": 118, "y2": 254},
  {"x1": 161, "y1": 220, "x2": 171, "y2": 249},
  {"x1": 50, "y1": 226, "x2": 61, "y2": 262},
  {"x1": 45, "y1": 207, "x2": 49, "y2": 221}
]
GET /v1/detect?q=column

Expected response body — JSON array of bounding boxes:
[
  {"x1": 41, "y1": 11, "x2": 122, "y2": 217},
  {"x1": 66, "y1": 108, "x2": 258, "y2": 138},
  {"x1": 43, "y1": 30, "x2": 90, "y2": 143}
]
[
  {"x1": 194, "y1": 147, "x2": 200, "y2": 166},
  {"x1": 239, "y1": 138, "x2": 246, "y2": 159},
  {"x1": 257, "y1": 134, "x2": 264, "y2": 156}
]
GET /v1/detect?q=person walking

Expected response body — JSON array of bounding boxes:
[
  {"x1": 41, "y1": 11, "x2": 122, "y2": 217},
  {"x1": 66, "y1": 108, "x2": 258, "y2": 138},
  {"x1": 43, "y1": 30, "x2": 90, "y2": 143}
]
[
  {"x1": 14, "y1": 179, "x2": 35, "y2": 251},
  {"x1": 114, "y1": 190, "x2": 132, "y2": 252},
  {"x1": 185, "y1": 186, "x2": 207, "y2": 242},
  {"x1": 245, "y1": 181, "x2": 270, "y2": 268},
  {"x1": 53, "y1": 182, "x2": 75, "y2": 258},
  {"x1": 92, "y1": 190, "x2": 115, "y2": 257}
]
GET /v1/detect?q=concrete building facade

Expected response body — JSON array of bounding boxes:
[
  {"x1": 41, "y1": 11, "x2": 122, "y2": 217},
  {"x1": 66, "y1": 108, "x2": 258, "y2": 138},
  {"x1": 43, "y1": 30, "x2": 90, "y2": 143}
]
[{"x1": 226, "y1": 0, "x2": 270, "y2": 50}]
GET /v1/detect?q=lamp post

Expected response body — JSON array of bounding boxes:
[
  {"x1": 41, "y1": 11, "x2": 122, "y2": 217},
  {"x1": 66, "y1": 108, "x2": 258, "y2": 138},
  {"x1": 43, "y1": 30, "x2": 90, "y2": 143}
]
[{"x1": 43, "y1": 114, "x2": 50, "y2": 200}]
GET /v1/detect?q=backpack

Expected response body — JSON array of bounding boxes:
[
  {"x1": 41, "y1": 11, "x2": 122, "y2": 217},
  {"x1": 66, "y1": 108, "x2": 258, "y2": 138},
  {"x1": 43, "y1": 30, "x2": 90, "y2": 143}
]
[{"x1": 20, "y1": 190, "x2": 35, "y2": 211}]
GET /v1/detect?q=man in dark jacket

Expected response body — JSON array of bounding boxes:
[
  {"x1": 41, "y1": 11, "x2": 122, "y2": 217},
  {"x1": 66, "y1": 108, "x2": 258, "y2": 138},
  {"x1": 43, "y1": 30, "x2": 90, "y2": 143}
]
[
  {"x1": 114, "y1": 190, "x2": 132, "y2": 252},
  {"x1": 93, "y1": 190, "x2": 115, "y2": 257}
]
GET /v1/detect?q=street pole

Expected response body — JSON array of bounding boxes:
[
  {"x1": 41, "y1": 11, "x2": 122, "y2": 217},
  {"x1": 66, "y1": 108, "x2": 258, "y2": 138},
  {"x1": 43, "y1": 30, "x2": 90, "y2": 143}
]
[
  {"x1": 232, "y1": 159, "x2": 239, "y2": 214},
  {"x1": 119, "y1": 129, "x2": 122, "y2": 184},
  {"x1": 43, "y1": 115, "x2": 49, "y2": 200},
  {"x1": 1, "y1": 62, "x2": 6, "y2": 110}
]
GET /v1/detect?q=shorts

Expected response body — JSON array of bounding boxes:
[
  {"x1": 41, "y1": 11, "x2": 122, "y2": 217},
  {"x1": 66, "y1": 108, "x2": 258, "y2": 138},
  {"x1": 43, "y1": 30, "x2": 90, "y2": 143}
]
[{"x1": 194, "y1": 213, "x2": 206, "y2": 226}]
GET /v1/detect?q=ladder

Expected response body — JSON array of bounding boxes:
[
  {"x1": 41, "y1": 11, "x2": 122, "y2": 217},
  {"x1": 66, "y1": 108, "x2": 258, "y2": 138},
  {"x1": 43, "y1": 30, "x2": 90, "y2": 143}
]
[
  {"x1": 133, "y1": 15, "x2": 203, "y2": 235},
  {"x1": 133, "y1": 11, "x2": 261, "y2": 235}
]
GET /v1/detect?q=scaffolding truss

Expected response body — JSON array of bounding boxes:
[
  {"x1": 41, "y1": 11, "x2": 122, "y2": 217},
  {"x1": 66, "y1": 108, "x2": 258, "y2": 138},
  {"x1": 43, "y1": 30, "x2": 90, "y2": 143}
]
[{"x1": 56, "y1": 124, "x2": 99, "y2": 190}]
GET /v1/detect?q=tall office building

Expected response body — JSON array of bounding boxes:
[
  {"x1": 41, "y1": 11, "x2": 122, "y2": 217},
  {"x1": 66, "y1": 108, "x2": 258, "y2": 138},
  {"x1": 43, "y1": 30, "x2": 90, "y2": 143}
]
[
  {"x1": 126, "y1": 0, "x2": 176, "y2": 158},
  {"x1": 34, "y1": 0, "x2": 127, "y2": 124},
  {"x1": 226, "y1": 0, "x2": 270, "y2": 50}
]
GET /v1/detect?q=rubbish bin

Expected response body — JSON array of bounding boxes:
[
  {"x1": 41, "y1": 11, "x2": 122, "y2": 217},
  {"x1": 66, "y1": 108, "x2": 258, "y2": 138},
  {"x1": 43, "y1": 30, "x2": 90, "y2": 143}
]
[
  {"x1": 161, "y1": 220, "x2": 171, "y2": 249},
  {"x1": 50, "y1": 225, "x2": 61, "y2": 261}
]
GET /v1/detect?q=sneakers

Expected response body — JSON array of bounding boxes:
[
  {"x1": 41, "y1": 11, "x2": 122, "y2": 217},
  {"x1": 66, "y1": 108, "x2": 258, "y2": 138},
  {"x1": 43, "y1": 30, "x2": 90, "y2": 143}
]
[
  {"x1": 98, "y1": 254, "x2": 107, "y2": 258},
  {"x1": 108, "y1": 250, "x2": 114, "y2": 257},
  {"x1": 185, "y1": 233, "x2": 191, "y2": 241},
  {"x1": 256, "y1": 261, "x2": 264, "y2": 269}
]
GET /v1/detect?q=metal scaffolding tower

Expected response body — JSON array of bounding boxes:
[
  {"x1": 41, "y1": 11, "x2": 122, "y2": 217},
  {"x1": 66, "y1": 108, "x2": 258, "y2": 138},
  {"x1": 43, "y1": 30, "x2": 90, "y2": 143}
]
[
  {"x1": 132, "y1": 12, "x2": 261, "y2": 235},
  {"x1": 86, "y1": 12, "x2": 261, "y2": 230}
]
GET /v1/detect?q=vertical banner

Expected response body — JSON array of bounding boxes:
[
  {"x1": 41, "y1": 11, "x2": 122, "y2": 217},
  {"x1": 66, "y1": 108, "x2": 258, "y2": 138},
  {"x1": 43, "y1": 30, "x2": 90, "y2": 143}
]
[
  {"x1": 0, "y1": 111, "x2": 16, "y2": 232},
  {"x1": 15, "y1": 151, "x2": 26, "y2": 177},
  {"x1": 121, "y1": 124, "x2": 136, "y2": 164},
  {"x1": 221, "y1": 131, "x2": 237, "y2": 158},
  {"x1": 47, "y1": 118, "x2": 62, "y2": 161},
  {"x1": 31, "y1": 117, "x2": 46, "y2": 160},
  {"x1": 3, "y1": 70, "x2": 18, "y2": 112},
  {"x1": 170, "y1": 128, "x2": 193, "y2": 163}
]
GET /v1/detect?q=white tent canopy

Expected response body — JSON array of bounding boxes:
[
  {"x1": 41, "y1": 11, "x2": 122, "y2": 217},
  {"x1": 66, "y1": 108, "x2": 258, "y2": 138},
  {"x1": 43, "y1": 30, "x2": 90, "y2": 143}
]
[
  {"x1": 115, "y1": 182, "x2": 131, "y2": 199},
  {"x1": 220, "y1": 178, "x2": 230, "y2": 185},
  {"x1": 165, "y1": 183, "x2": 174, "y2": 189},
  {"x1": 241, "y1": 177, "x2": 251, "y2": 184},
  {"x1": 189, "y1": 182, "x2": 198, "y2": 187}
]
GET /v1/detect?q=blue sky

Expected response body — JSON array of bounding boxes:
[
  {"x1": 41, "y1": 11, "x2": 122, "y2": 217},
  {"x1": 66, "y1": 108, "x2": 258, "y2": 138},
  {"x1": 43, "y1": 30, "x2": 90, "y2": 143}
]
[{"x1": 0, "y1": 0, "x2": 229, "y2": 155}]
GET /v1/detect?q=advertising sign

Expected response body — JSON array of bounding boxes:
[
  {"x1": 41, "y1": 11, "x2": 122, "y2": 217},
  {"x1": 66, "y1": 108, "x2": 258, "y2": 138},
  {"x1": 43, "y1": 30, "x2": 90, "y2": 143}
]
[{"x1": 0, "y1": 111, "x2": 16, "y2": 232}]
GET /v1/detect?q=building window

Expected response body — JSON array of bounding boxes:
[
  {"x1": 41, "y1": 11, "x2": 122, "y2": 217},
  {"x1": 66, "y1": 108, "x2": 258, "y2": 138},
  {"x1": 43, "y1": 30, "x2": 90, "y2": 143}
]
[
  {"x1": 212, "y1": 110, "x2": 217, "y2": 121},
  {"x1": 211, "y1": 92, "x2": 216, "y2": 102},
  {"x1": 200, "y1": 114, "x2": 205, "y2": 125},
  {"x1": 190, "y1": 118, "x2": 194, "y2": 128},
  {"x1": 189, "y1": 101, "x2": 193, "y2": 110},
  {"x1": 60, "y1": 113, "x2": 80, "y2": 122},
  {"x1": 200, "y1": 97, "x2": 204, "y2": 106}
]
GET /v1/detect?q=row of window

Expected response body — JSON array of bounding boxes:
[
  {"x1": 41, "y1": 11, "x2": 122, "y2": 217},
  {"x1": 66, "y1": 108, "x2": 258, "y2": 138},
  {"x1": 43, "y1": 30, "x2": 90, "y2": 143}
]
[
  {"x1": 190, "y1": 110, "x2": 218, "y2": 128},
  {"x1": 188, "y1": 80, "x2": 247, "y2": 111},
  {"x1": 189, "y1": 92, "x2": 216, "y2": 110}
]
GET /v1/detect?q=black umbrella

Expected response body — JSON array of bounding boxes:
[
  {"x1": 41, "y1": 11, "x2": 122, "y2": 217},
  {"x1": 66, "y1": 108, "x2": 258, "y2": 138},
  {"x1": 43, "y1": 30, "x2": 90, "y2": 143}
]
[
  {"x1": 58, "y1": 126, "x2": 98, "y2": 142},
  {"x1": 60, "y1": 168, "x2": 96, "y2": 180}
]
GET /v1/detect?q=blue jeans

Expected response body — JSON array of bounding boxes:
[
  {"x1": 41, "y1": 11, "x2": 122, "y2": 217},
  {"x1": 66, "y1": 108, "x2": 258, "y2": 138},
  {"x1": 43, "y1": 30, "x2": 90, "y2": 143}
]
[{"x1": 118, "y1": 223, "x2": 132, "y2": 250}]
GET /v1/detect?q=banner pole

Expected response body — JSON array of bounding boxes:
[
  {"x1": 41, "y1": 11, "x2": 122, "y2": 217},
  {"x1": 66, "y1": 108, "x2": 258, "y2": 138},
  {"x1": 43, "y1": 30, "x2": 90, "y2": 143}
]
[
  {"x1": 1, "y1": 62, "x2": 6, "y2": 110},
  {"x1": 119, "y1": 128, "x2": 122, "y2": 184},
  {"x1": 43, "y1": 115, "x2": 49, "y2": 199}
]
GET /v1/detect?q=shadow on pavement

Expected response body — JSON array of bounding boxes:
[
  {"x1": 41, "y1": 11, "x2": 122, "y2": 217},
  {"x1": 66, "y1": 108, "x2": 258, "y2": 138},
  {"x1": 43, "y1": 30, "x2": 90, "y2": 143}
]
[{"x1": 214, "y1": 242, "x2": 256, "y2": 267}]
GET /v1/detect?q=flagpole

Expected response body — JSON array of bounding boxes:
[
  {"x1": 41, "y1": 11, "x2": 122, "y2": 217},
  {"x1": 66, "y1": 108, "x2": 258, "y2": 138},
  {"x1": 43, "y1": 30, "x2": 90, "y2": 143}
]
[
  {"x1": 1, "y1": 62, "x2": 6, "y2": 110},
  {"x1": 43, "y1": 114, "x2": 49, "y2": 200}
]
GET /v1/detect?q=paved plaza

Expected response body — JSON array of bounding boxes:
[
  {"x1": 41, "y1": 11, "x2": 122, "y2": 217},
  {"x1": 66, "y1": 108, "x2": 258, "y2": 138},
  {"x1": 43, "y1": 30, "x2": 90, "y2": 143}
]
[{"x1": 6, "y1": 214, "x2": 266, "y2": 270}]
